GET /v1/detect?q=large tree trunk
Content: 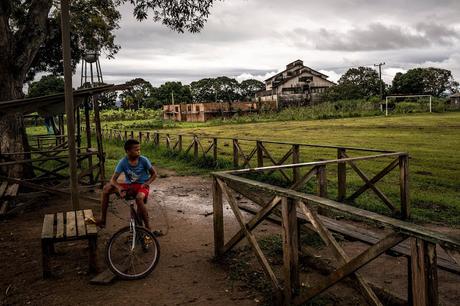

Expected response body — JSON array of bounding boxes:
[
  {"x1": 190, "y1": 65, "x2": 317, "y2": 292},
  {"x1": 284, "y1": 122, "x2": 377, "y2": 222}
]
[
  {"x1": 0, "y1": 0, "x2": 52, "y2": 178},
  {"x1": 0, "y1": 77, "x2": 33, "y2": 178}
]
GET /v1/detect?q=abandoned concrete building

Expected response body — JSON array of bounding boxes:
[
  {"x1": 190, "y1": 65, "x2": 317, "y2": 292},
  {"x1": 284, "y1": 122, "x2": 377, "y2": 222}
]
[
  {"x1": 163, "y1": 100, "x2": 277, "y2": 122},
  {"x1": 256, "y1": 59, "x2": 335, "y2": 107}
]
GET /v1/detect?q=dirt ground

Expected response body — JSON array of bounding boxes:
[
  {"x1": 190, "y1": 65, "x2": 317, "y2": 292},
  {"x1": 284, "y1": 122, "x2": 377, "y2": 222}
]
[{"x1": 0, "y1": 169, "x2": 459, "y2": 305}]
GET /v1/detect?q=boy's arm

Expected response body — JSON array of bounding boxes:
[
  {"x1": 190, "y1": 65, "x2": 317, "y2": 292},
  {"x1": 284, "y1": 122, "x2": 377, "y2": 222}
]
[
  {"x1": 142, "y1": 166, "x2": 157, "y2": 188},
  {"x1": 110, "y1": 172, "x2": 123, "y2": 191}
]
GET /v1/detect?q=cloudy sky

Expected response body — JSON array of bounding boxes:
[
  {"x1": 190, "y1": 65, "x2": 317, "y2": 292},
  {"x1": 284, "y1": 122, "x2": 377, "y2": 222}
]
[{"x1": 87, "y1": 0, "x2": 460, "y2": 86}]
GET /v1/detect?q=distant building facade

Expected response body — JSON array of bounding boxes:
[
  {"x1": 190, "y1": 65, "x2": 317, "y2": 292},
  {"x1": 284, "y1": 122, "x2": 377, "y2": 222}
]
[
  {"x1": 449, "y1": 92, "x2": 460, "y2": 107},
  {"x1": 163, "y1": 100, "x2": 277, "y2": 122},
  {"x1": 256, "y1": 60, "x2": 335, "y2": 107}
]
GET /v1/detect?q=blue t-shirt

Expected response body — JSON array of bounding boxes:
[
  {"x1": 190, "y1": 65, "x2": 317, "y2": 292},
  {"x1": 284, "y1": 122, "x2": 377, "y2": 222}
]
[{"x1": 115, "y1": 156, "x2": 153, "y2": 184}]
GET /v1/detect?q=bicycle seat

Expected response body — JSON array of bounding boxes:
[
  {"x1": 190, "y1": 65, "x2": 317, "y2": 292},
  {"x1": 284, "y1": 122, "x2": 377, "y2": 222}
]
[{"x1": 124, "y1": 194, "x2": 137, "y2": 201}]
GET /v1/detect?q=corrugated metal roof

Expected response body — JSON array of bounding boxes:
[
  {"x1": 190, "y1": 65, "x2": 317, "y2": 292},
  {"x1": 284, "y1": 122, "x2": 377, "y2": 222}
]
[{"x1": 0, "y1": 84, "x2": 116, "y2": 115}]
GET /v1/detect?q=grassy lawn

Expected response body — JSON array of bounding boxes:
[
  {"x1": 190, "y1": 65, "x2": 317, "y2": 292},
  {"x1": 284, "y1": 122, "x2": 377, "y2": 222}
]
[
  {"x1": 153, "y1": 112, "x2": 460, "y2": 226},
  {"x1": 27, "y1": 112, "x2": 460, "y2": 226}
]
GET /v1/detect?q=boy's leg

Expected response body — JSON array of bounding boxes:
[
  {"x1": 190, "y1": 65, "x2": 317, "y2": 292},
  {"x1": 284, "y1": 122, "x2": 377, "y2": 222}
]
[
  {"x1": 98, "y1": 183, "x2": 117, "y2": 227},
  {"x1": 135, "y1": 193, "x2": 151, "y2": 231}
]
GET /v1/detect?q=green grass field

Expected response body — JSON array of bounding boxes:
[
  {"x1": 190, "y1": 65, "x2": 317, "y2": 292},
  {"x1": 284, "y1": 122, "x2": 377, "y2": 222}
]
[
  {"x1": 153, "y1": 112, "x2": 460, "y2": 225},
  {"x1": 27, "y1": 112, "x2": 460, "y2": 226}
]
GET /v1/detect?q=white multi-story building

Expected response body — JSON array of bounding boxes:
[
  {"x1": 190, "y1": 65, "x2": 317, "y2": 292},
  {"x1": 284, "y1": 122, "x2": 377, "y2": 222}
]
[{"x1": 256, "y1": 60, "x2": 335, "y2": 106}]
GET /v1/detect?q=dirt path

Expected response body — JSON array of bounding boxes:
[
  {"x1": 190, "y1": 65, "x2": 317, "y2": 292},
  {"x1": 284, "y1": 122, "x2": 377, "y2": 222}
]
[
  {"x1": 1, "y1": 170, "x2": 459, "y2": 305},
  {"x1": 0, "y1": 171, "x2": 264, "y2": 306}
]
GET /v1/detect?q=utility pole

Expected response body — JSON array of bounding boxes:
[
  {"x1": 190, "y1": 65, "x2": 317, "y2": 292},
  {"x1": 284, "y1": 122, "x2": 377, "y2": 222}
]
[{"x1": 374, "y1": 62, "x2": 386, "y2": 100}]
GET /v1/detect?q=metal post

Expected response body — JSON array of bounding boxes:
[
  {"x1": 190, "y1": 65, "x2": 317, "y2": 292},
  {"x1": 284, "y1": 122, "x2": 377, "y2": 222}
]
[
  {"x1": 60, "y1": 0, "x2": 79, "y2": 209},
  {"x1": 385, "y1": 97, "x2": 388, "y2": 116},
  {"x1": 429, "y1": 96, "x2": 432, "y2": 113}
]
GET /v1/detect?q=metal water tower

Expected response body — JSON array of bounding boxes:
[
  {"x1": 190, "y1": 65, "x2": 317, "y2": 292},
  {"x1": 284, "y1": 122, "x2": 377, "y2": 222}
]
[{"x1": 80, "y1": 50, "x2": 103, "y2": 87}]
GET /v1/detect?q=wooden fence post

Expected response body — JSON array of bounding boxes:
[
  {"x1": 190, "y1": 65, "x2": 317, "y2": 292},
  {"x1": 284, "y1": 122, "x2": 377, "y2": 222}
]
[
  {"x1": 166, "y1": 134, "x2": 171, "y2": 150},
  {"x1": 178, "y1": 135, "x2": 183, "y2": 152},
  {"x1": 130, "y1": 130, "x2": 134, "y2": 139},
  {"x1": 281, "y1": 197, "x2": 300, "y2": 304},
  {"x1": 213, "y1": 177, "x2": 224, "y2": 257},
  {"x1": 233, "y1": 139, "x2": 239, "y2": 168},
  {"x1": 399, "y1": 154, "x2": 410, "y2": 219},
  {"x1": 410, "y1": 238, "x2": 438, "y2": 306},
  {"x1": 124, "y1": 130, "x2": 127, "y2": 141},
  {"x1": 337, "y1": 148, "x2": 347, "y2": 202},
  {"x1": 292, "y1": 144, "x2": 300, "y2": 184},
  {"x1": 193, "y1": 136, "x2": 199, "y2": 160},
  {"x1": 257, "y1": 141, "x2": 264, "y2": 167},
  {"x1": 139, "y1": 131, "x2": 142, "y2": 143},
  {"x1": 213, "y1": 138, "x2": 218, "y2": 162},
  {"x1": 154, "y1": 132, "x2": 159, "y2": 147},
  {"x1": 317, "y1": 165, "x2": 327, "y2": 198},
  {"x1": 146, "y1": 132, "x2": 150, "y2": 142}
]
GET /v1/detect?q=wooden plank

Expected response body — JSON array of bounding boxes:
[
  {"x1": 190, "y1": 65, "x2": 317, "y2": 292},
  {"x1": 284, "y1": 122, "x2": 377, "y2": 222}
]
[
  {"x1": 221, "y1": 194, "x2": 282, "y2": 255},
  {"x1": 399, "y1": 154, "x2": 410, "y2": 219},
  {"x1": 281, "y1": 197, "x2": 299, "y2": 303},
  {"x1": 316, "y1": 165, "x2": 327, "y2": 198},
  {"x1": 410, "y1": 238, "x2": 438, "y2": 306},
  {"x1": 292, "y1": 144, "x2": 300, "y2": 184},
  {"x1": 294, "y1": 232, "x2": 406, "y2": 306},
  {"x1": 83, "y1": 209, "x2": 98, "y2": 235},
  {"x1": 212, "y1": 178, "x2": 224, "y2": 256},
  {"x1": 343, "y1": 153, "x2": 396, "y2": 212},
  {"x1": 347, "y1": 158, "x2": 399, "y2": 202},
  {"x1": 0, "y1": 181, "x2": 8, "y2": 198},
  {"x1": 55, "y1": 213, "x2": 64, "y2": 239},
  {"x1": 0, "y1": 201, "x2": 8, "y2": 215},
  {"x1": 444, "y1": 247, "x2": 460, "y2": 266},
  {"x1": 337, "y1": 148, "x2": 346, "y2": 201},
  {"x1": 76, "y1": 210, "x2": 86, "y2": 237},
  {"x1": 66, "y1": 211, "x2": 77, "y2": 238},
  {"x1": 217, "y1": 179, "x2": 282, "y2": 292},
  {"x1": 41, "y1": 214, "x2": 55, "y2": 239},
  {"x1": 299, "y1": 201, "x2": 382, "y2": 306},
  {"x1": 232, "y1": 139, "x2": 239, "y2": 168}
]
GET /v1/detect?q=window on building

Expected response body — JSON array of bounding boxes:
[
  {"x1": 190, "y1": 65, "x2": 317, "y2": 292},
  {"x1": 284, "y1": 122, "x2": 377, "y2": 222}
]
[
  {"x1": 188, "y1": 105, "x2": 192, "y2": 112},
  {"x1": 196, "y1": 105, "x2": 200, "y2": 112}
]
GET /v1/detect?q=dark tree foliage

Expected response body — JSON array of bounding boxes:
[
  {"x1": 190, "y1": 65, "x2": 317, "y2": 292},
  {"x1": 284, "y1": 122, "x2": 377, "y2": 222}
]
[
  {"x1": 323, "y1": 67, "x2": 385, "y2": 101},
  {"x1": 239, "y1": 79, "x2": 265, "y2": 100},
  {"x1": 145, "y1": 81, "x2": 192, "y2": 109},
  {"x1": 27, "y1": 75, "x2": 65, "y2": 98},
  {"x1": 391, "y1": 67, "x2": 459, "y2": 97}
]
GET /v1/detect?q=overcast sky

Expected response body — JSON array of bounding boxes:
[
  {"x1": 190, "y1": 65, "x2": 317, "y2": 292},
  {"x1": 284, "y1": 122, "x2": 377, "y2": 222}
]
[{"x1": 84, "y1": 0, "x2": 460, "y2": 86}]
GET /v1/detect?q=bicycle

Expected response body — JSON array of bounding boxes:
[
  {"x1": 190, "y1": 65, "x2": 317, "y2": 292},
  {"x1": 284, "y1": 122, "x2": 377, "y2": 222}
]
[{"x1": 105, "y1": 191, "x2": 160, "y2": 280}]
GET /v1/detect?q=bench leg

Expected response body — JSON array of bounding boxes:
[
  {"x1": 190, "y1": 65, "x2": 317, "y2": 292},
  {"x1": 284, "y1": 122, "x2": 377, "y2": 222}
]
[
  {"x1": 42, "y1": 240, "x2": 51, "y2": 278},
  {"x1": 88, "y1": 236, "x2": 98, "y2": 274}
]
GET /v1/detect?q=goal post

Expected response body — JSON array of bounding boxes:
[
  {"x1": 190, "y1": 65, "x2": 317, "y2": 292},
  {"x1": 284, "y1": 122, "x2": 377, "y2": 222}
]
[{"x1": 384, "y1": 95, "x2": 432, "y2": 116}]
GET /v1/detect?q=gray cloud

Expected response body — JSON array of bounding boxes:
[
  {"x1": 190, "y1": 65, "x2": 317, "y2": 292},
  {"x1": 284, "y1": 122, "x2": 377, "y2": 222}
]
[{"x1": 289, "y1": 22, "x2": 459, "y2": 51}]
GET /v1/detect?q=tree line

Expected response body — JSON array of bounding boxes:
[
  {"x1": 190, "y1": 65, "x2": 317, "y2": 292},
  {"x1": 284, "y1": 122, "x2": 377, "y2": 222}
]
[
  {"x1": 27, "y1": 76, "x2": 265, "y2": 110},
  {"x1": 323, "y1": 66, "x2": 459, "y2": 101}
]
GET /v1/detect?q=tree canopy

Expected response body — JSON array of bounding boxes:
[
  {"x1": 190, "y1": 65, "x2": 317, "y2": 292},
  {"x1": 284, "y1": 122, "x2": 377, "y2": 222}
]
[
  {"x1": 323, "y1": 67, "x2": 384, "y2": 101},
  {"x1": 190, "y1": 77, "x2": 264, "y2": 102},
  {"x1": 27, "y1": 75, "x2": 65, "y2": 98},
  {"x1": 391, "y1": 67, "x2": 459, "y2": 97}
]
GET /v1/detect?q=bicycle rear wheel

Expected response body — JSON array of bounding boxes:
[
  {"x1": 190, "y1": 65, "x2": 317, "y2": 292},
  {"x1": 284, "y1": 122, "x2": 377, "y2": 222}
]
[{"x1": 106, "y1": 226, "x2": 160, "y2": 280}]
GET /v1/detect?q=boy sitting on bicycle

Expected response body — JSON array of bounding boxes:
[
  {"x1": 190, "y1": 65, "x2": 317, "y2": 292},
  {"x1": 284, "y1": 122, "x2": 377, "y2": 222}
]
[{"x1": 96, "y1": 139, "x2": 157, "y2": 231}]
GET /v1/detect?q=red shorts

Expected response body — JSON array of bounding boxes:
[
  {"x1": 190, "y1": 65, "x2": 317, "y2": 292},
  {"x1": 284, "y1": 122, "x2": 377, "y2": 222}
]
[{"x1": 120, "y1": 183, "x2": 150, "y2": 201}]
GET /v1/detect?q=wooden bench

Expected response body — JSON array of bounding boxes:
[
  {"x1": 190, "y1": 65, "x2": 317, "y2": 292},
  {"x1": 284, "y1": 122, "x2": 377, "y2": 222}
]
[{"x1": 41, "y1": 209, "x2": 98, "y2": 278}]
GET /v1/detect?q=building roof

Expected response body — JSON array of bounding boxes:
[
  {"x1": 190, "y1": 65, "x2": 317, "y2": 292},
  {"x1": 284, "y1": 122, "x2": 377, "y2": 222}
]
[
  {"x1": 0, "y1": 83, "x2": 132, "y2": 115},
  {"x1": 450, "y1": 92, "x2": 460, "y2": 98},
  {"x1": 265, "y1": 62, "x2": 329, "y2": 82}
]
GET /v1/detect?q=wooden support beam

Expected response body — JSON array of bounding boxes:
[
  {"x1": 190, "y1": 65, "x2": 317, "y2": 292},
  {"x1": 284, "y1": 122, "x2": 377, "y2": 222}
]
[
  {"x1": 281, "y1": 197, "x2": 300, "y2": 304},
  {"x1": 217, "y1": 178, "x2": 282, "y2": 292},
  {"x1": 399, "y1": 154, "x2": 410, "y2": 219},
  {"x1": 193, "y1": 136, "x2": 199, "y2": 160},
  {"x1": 347, "y1": 158, "x2": 399, "y2": 202},
  {"x1": 337, "y1": 148, "x2": 346, "y2": 202},
  {"x1": 256, "y1": 141, "x2": 264, "y2": 168},
  {"x1": 292, "y1": 144, "x2": 300, "y2": 184},
  {"x1": 299, "y1": 201, "x2": 383, "y2": 306},
  {"x1": 410, "y1": 238, "x2": 438, "y2": 306},
  {"x1": 294, "y1": 232, "x2": 406, "y2": 306},
  {"x1": 232, "y1": 139, "x2": 239, "y2": 168},
  {"x1": 213, "y1": 178, "x2": 224, "y2": 257},
  {"x1": 316, "y1": 165, "x2": 327, "y2": 198},
  {"x1": 213, "y1": 138, "x2": 218, "y2": 162}
]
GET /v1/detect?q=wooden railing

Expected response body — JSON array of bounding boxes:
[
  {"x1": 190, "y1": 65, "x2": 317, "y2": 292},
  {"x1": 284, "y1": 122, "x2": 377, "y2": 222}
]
[
  {"x1": 212, "y1": 168, "x2": 460, "y2": 306},
  {"x1": 94, "y1": 127, "x2": 409, "y2": 219}
]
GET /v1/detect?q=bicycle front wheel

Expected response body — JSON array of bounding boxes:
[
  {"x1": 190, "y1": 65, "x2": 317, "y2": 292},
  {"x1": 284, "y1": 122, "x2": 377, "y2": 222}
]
[{"x1": 106, "y1": 226, "x2": 160, "y2": 280}]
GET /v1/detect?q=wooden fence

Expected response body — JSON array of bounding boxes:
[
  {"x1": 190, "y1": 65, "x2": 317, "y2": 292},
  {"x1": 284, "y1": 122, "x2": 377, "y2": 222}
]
[
  {"x1": 212, "y1": 165, "x2": 460, "y2": 306},
  {"x1": 94, "y1": 127, "x2": 409, "y2": 219}
]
